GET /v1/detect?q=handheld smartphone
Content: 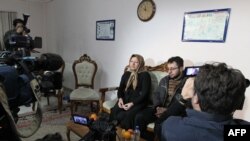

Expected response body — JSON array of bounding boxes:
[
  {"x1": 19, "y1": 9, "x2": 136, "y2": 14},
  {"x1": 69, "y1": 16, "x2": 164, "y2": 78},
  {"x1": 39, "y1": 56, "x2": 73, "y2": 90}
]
[
  {"x1": 72, "y1": 114, "x2": 89, "y2": 125},
  {"x1": 184, "y1": 66, "x2": 200, "y2": 77}
]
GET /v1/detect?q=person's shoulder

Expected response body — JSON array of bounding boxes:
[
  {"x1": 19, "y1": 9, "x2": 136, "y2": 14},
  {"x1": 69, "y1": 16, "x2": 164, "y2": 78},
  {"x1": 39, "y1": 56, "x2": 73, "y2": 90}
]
[
  {"x1": 159, "y1": 75, "x2": 169, "y2": 82},
  {"x1": 163, "y1": 75, "x2": 169, "y2": 79},
  {"x1": 139, "y1": 71, "x2": 151, "y2": 78},
  {"x1": 162, "y1": 116, "x2": 186, "y2": 132},
  {"x1": 164, "y1": 115, "x2": 183, "y2": 125},
  {"x1": 232, "y1": 119, "x2": 250, "y2": 125},
  {"x1": 124, "y1": 71, "x2": 131, "y2": 74},
  {"x1": 122, "y1": 71, "x2": 131, "y2": 77},
  {"x1": 4, "y1": 29, "x2": 15, "y2": 35},
  {"x1": 140, "y1": 71, "x2": 150, "y2": 75}
]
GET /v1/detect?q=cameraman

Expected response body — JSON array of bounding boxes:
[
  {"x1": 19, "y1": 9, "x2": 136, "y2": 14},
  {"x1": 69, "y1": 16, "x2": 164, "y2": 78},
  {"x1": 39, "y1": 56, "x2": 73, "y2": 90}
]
[
  {"x1": 3, "y1": 18, "x2": 24, "y2": 51},
  {"x1": 161, "y1": 63, "x2": 250, "y2": 141}
]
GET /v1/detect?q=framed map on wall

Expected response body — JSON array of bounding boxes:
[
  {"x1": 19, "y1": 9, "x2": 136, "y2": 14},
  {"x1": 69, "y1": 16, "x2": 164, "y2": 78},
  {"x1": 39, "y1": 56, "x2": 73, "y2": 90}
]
[
  {"x1": 182, "y1": 8, "x2": 231, "y2": 43},
  {"x1": 96, "y1": 20, "x2": 115, "y2": 40}
]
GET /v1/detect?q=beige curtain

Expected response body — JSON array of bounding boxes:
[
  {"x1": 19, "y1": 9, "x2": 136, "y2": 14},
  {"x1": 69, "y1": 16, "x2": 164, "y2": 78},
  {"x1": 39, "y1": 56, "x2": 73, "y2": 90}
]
[{"x1": 0, "y1": 11, "x2": 17, "y2": 50}]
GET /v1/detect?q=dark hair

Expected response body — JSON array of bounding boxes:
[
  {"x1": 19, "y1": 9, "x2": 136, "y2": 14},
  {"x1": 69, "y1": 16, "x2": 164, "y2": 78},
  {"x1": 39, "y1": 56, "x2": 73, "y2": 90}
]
[
  {"x1": 13, "y1": 18, "x2": 24, "y2": 27},
  {"x1": 167, "y1": 56, "x2": 184, "y2": 68},
  {"x1": 194, "y1": 63, "x2": 246, "y2": 115}
]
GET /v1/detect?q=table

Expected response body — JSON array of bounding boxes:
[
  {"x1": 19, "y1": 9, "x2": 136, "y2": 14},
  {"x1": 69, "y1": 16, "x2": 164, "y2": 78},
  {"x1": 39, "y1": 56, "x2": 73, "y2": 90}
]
[{"x1": 66, "y1": 121, "x2": 145, "y2": 141}]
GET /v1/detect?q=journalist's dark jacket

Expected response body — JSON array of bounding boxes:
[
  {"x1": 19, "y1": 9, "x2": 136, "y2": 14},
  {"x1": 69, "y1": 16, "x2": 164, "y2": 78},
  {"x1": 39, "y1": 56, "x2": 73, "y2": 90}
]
[{"x1": 161, "y1": 109, "x2": 250, "y2": 141}]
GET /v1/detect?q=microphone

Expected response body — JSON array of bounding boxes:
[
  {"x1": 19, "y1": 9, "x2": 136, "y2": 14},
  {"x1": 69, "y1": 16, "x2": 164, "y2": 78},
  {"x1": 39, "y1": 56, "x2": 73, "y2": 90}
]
[
  {"x1": 23, "y1": 13, "x2": 30, "y2": 26},
  {"x1": 2, "y1": 52, "x2": 64, "y2": 72}
]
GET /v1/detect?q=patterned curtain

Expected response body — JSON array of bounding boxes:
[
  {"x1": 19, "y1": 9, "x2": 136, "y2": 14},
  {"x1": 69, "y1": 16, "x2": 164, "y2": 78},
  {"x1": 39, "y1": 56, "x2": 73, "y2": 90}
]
[{"x1": 0, "y1": 11, "x2": 17, "y2": 50}]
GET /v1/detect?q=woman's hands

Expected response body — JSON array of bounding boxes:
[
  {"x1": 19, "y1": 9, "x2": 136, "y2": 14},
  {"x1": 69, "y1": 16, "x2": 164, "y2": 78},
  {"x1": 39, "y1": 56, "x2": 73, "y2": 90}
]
[
  {"x1": 118, "y1": 98, "x2": 124, "y2": 108},
  {"x1": 123, "y1": 102, "x2": 134, "y2": 110},
  {"x1": 118, "y1": 98, "x2": 134, "y2": 110}
]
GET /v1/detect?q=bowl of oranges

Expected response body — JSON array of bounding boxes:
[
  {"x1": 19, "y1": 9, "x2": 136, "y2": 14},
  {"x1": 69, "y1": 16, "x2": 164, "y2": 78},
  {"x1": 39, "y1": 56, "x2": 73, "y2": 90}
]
[{"x1": 121, "y1": 129, "x2": 134, "y2": 141}]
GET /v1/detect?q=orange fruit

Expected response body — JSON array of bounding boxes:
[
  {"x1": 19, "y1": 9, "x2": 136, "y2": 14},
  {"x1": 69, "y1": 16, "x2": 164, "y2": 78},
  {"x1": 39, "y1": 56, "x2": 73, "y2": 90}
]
[
  {"x1": 128, "y1": 129, "x2": 134, "y2": 134},
  {"x1": 89, "y1": 113, "x2": 97, "y2": 121},
  {"x1": 123, "y1": 130, "x2": 131, "y2": 139}
]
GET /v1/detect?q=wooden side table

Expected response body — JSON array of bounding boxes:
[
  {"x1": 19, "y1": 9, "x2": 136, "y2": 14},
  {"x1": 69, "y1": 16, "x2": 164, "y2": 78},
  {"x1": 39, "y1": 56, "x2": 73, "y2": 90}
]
[
  {"x1": 66, "y1": 121, "x2": 89, "y2": 141},
  {"x1": 66, "y1": 121, "x2": 146, "y2": 141}
]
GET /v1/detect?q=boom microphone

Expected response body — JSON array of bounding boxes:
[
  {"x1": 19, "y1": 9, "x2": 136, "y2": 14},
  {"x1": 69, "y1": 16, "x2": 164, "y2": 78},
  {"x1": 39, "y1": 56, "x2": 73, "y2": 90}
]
[{"x1": 23, "y1": 13, "x2": 30, "y2": 26}]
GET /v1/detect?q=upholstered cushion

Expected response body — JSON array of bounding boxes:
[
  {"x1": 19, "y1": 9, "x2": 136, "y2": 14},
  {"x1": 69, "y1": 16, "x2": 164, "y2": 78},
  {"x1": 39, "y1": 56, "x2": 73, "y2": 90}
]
[
  {"x1": 75, "y1": 62, "x2": 96, "y2": 85},
  {"x1": 70, "y1": 87, "x2": 99, "y2": 100},
  {"x1": 147, "y1": 71, "x2": 168, "y2": 105},
  {"x1": 103, "y1": 97, "x2": 118, "y2": 112}
]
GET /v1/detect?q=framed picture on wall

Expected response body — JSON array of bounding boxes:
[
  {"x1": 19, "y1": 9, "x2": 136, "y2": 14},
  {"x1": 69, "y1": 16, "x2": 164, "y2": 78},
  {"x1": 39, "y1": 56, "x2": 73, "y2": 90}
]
[
  {"x1": 182, "y1": 8, "x2": 231, "y2": 43},
  {"x1": 96, "y1": 20, "x2": 115, "y2": 40}
]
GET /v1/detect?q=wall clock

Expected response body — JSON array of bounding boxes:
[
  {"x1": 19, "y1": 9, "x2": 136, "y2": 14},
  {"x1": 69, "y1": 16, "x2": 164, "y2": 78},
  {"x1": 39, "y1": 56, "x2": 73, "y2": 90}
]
[{"x1": 137, "y1": 0, "x2": 156, "y2": 22}]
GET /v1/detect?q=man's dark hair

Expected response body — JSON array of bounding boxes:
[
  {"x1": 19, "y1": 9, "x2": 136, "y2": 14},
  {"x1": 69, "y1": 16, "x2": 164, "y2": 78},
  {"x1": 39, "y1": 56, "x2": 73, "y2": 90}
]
[
  {"x1": 194, "y1": 63, "x2": 246, "y2": 115},
  {"x1": 167, "y1": 56, "x2": 184, "y2": 68},
  {"x1": 13, "y1": 18, "x2": 24, "y2": 27}
]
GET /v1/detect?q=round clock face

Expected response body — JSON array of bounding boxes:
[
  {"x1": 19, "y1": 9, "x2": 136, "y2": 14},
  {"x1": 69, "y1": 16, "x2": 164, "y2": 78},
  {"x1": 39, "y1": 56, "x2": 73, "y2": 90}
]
[{"x1": 137, "y1": 0, "x2": 156, "y2": 22}]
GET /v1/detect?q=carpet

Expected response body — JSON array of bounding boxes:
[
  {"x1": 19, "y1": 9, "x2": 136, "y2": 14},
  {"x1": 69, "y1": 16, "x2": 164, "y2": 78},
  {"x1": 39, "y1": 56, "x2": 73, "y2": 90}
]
[{"x1": 18, "y1": 102, "x2": 92, "y2": 141}]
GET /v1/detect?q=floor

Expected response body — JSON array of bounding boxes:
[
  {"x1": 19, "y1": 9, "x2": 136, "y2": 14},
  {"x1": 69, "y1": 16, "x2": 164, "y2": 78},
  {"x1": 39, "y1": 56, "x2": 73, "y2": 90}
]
[
  {"x1": 18, "y1": 89, "x2": 81, "y2": 141},
  {"x1": 19, "y1": 87, "x2": 72, "y2": 114}
]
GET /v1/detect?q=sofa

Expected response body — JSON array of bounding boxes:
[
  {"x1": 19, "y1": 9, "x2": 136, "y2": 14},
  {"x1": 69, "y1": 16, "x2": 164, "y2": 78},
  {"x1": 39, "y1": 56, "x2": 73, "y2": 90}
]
[{"x1": 99, "y1": 62, "x2": 168, "y2": 131}]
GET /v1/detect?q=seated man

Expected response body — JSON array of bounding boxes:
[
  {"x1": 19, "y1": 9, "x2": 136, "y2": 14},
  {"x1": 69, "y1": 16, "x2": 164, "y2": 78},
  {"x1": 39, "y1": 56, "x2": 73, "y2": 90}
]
[
  {"x1": 162, "y1": 63, "x2": 250, "y2": 141},
  {"x1": 134, "y1": 56, "x2": 187, "y2": 140}
]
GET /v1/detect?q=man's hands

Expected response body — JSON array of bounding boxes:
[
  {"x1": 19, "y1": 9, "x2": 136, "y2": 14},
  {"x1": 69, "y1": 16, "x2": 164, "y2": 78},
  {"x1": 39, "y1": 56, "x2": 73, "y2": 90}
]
[
  {"x1": 153, "y1": 78, "x2": 195, "y2": 118},
  {"x1": 155, "y1": 107, "x2": 167, "y2": 118},
  {"x1": 118, "y1": 98, "x2": 134, "y2": 110}
]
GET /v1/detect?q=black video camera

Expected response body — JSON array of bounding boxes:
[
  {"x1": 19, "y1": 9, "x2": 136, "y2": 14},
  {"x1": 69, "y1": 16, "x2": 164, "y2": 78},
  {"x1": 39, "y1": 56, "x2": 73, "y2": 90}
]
[
  {"x1": 72, "y1": 114, "x2": 117, "y2": 141},
  {"x1": 5, "y1": 14, "x2": 42, "y2": 54},
  {"x1": 0, "y1": 52, "x2": 64, "y2": 108}
]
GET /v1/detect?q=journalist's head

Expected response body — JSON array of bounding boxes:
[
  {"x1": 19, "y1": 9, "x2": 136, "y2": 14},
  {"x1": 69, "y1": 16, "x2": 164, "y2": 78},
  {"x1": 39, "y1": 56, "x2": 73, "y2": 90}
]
[{"x1": 193, "y1": 62, "x2": 246, "y2": 115}]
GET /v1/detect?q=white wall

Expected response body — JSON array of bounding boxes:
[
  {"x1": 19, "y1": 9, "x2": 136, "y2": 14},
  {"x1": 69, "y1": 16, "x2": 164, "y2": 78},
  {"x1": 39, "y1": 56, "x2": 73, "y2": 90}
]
[
  {"x1": 1, "y1": 0, "x2": 250, "y2": 121},
  {"x1": 44, "y1": 0, "x2": 250, "y2": 121},
  {"x1": 0, "y1": 0, "x2": 47, "y2": 53}
]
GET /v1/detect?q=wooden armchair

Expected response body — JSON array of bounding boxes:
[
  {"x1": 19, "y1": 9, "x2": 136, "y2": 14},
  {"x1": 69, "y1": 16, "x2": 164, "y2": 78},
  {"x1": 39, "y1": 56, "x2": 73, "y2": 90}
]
[{"x1": 99, "y1": 62, "x2": 168, "y2": 132}]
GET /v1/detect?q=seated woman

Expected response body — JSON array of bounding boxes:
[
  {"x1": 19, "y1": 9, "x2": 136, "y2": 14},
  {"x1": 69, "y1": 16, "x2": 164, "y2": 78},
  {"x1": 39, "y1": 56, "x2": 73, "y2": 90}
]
[{"x1": 109, "y1": 54, "x2": 151, "y2": 129}]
